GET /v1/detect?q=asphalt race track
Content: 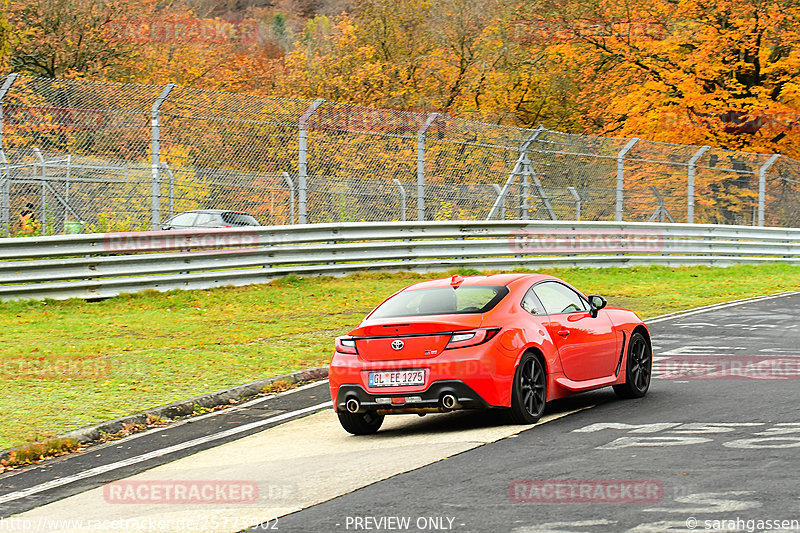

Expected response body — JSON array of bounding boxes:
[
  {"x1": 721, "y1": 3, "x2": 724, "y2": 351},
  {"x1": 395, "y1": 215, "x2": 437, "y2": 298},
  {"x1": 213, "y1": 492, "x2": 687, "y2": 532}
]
[
  {"x1": 3, "y1": 291, "x2": 799, "y2": 533},
  {"x1": 272, "y1": 292, "x2": 800, "y2": 533}
]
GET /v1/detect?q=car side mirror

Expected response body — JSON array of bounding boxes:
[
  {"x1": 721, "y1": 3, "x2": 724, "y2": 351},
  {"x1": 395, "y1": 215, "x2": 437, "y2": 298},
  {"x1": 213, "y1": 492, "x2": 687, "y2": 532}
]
[{"x1": 588, "y1": 295, "x2": 607, "y2": 318}]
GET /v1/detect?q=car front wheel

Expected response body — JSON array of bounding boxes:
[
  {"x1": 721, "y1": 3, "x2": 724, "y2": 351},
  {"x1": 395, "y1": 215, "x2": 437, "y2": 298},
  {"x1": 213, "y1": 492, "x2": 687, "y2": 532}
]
[{"x1": 613, "y1": 331, "x2": 652, "y2": 399}]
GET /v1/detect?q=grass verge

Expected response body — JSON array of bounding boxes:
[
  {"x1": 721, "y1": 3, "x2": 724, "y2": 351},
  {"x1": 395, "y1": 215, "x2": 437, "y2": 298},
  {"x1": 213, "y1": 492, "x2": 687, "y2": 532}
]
[{"x1": 1, "y1": 264, "x2": 798, "y2": 452}]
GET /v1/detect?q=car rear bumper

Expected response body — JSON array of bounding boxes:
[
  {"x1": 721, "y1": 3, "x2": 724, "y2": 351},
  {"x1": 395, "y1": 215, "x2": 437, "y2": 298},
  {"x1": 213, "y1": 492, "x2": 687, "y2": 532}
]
[
  {"x1": 335, "y1": 380, "x2": 491, "y2": 414},
  {"x1": 329, "y1": 345, "x2": 517, "y2": 410}
]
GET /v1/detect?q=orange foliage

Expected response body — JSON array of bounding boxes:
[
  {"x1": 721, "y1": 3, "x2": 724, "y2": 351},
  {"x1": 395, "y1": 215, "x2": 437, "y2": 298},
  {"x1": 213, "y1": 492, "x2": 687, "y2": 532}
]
[
  {"x1": 3, "y1": 0, "x2": 799, "y2": 158},
  {"x1": 525, "y1": 0, "x2": 800, "y2": 156}
]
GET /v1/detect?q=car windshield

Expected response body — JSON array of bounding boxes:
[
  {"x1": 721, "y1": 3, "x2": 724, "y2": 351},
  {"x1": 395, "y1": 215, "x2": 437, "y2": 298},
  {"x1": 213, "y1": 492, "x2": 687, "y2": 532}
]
[
  {"x1": 221, "y1": 212, "x2": 260, "y2": 226},
  {"x1": 370, "y1": 286, "x2": 509, "y2": 318}
]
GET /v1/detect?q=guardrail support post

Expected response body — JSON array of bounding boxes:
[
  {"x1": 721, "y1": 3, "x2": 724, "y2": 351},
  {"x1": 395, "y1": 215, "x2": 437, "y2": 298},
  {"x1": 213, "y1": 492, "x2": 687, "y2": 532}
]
[
  {"x1": 151, "y1": 83, "x2": 175, "y2": 230},
  {"x1": 758, "y1": 154, "x2": 780, "y2": 227},
  {"x1": 392, "y1": 178, "x2": 407, "y2": 222},
  {"x1": 615, "y1": 138, "x2": 639, "y2": 222},
  {"x1": 298, "y1": 98, "x2": 325, "y2": 225},
  {"x1": 416, "y1": 113, "x2": 439, "y2": 221},
  {"x1": 282, "y1": 171, "x2": 296, "y2": 224},
  {"x1": 687, "y1": 146, "x2": 710, "y2": 224}
]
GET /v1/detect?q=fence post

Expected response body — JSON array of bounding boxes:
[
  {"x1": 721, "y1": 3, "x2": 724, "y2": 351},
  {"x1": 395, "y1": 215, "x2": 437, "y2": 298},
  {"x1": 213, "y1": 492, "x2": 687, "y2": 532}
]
[
  {"x1": 0, "y1": 74, "x2": 19, "y2": 235},
  {"x1": 0, "y1": 74, "x2": 19, "y2": 156},
  {"x1": 520, "y1": 173, "x2": 530, "y2": 220},
  {"x1": 65, "y1": 155, "x2": 71, "y2": 231},
  {"x1": 159, "y1": 162, "x2": 175, "y2": 218},
  {"x1": 648, "y1": 186, "x2": 675, "y2": 223},
  {"x1": 392, "y1": 178, "x2": 407, "y2": 222},
  {"x1": 150, "y1": 83, "x2": 175, "y2": 230},
  {"x1": 487, "y1": 126, "x2": 544, "y2": 220},
  {"x1": 758, "y1": 154, "x2": 780, "y2": 226},
  {"x1": 492, "y1": 184, "x2": 506, "y2": 220},
  {"x1": 0, "y1": 151, "x2": 8, "y2": 235},
  {"x1": 615, "y1": 138, "x2": 639, "y2": 221},
  {"x1": 32, "y1": 148, "x2": 47, "y2": 234},
  {"x1": 687, "y1": 146, "x2": 710, "y2": 224},
  {"x1": 568, "y1": 186, "x2": 581, "y2": 220},
  {"x1": 282, "y1": 171, "x2": 296, "y2": 224},
  {"x1": 298, "y1": 98, "x2": 325, "y2": 225},
  {"x1": 416, "y1": 113, "x2": 439, "y2": 221}
]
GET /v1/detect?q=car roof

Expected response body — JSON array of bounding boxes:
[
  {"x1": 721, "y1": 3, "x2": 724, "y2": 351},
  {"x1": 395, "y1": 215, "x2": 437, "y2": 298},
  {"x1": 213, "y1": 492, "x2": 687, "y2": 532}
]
[
  {"x1": 403, "y1": 273, "x2": 555, "y2": 291},
  {"x1": 175, "y1": 209, "x2": 248, "y2": 215}
]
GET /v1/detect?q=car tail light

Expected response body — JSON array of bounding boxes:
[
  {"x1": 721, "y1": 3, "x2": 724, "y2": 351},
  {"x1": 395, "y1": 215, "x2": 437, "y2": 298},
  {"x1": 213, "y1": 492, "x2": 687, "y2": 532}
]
[
  {"x1": 335, "y1": 336, "x2": 358, "y2": 354},
  {"x1": 445, "y1": 328, "x2": 500, "y2": 350}
]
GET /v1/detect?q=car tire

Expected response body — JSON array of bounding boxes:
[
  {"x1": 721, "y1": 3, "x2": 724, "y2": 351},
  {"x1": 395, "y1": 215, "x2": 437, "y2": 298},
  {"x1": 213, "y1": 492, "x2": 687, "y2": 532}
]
[
  {"x1": 613, "y1": 331, "x2": 652, "y2": 399},
  {"x1": 337, "y1": 411, "x2": 385, "y2": 435},
  {"x1": 507, "y1": 352, "x2": 547, "y2": 424}
]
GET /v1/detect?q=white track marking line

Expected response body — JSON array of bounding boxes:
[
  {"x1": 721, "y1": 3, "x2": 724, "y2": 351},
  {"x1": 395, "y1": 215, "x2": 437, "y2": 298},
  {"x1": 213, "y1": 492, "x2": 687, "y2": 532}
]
[
  {"x1": 0, "y1": 402, "x2": 331, "y2": 506},
  {"x1": 6, "y1": 379, "x2": 332, "y2": 479},
  {"x1": 0, "y1": 379, "x2": 333, "y2": 480},
  {"x1": 10, "y1": 405, "x2": 597, "y2": 533},
  {"x1": 646, "y1": 291, "x2": 800, "y2": 325},
  {"x1": 208, "y1": 378, "x2": 330, "y2": 411},
  {"x1": 166, "y1": 378, "x2": 330, "y2": 418}
]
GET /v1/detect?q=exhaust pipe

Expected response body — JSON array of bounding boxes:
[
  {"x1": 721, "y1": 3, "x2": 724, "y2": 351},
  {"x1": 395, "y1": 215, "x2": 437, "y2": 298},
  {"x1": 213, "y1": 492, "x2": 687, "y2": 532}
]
[
  {"x1": 441, "y1": 394, "x2": 458, "y2": 410},
  {"x1": 346, "y1": 398, "x2": 361, "y2": 413}
]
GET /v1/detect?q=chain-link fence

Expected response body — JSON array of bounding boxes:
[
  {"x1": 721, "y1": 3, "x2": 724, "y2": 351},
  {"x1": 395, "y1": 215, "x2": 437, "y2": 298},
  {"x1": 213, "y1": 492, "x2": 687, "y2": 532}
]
[{"x1": 1, "y1": 73, "x2": 798, "y2": 236}]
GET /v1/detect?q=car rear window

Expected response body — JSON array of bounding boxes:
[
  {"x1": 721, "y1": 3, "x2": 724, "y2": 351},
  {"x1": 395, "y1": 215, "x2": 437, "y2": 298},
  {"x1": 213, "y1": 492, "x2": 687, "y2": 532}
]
[
  {"x1": 369, "y1": 286, "x2": 509, "y2": 318},
  {"x1": 221, "y1": 212, "x2": 260, "y2": 226}
]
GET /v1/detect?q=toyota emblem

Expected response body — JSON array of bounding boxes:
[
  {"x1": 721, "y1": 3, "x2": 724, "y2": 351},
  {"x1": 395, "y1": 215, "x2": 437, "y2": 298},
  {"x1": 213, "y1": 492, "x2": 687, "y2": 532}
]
[{"x1": 391, "y1": 340, "x2": 405, "y2": 351}]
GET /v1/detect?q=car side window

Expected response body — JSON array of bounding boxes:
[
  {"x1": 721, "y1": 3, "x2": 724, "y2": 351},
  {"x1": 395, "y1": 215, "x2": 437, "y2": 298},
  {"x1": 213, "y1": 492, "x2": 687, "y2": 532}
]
[
  {"x1": 520, "y1": 288, "x2": 546, "y2": 315},
  {"x1": 168, "y1": 213, "x2": 197, "y2": 227},
  {"x1": 533, "y1": 282, "x2": 588, "y2": 315},
  {"x1": 194, "y1": 213, "x2": 215, "y2": 226}
]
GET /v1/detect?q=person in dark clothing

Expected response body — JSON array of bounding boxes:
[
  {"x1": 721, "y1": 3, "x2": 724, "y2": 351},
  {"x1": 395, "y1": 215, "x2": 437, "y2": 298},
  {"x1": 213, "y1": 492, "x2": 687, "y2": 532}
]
[{"x1": 19, "y1": 203, "x2": 36, "y2": 234}]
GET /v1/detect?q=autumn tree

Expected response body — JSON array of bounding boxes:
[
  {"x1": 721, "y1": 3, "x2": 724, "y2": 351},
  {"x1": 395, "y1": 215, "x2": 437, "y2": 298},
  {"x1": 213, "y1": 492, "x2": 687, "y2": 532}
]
[
  {"x1": 0, "y1": 0, "x2": 10, "y2": 70},
  {"x1": 4, "y1": 0, "x2": 152, "y2": 78},
  {"x1": 274, "y1": 0, "x2": 576, "y2": 129},
  {"x1": 522, "y1": 0, "x2": 800, "y2": 156}
]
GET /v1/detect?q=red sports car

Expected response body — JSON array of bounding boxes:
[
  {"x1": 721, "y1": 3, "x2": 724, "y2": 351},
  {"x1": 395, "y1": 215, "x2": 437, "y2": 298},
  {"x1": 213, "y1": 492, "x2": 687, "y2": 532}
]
[{"x1": 330, "y1": 273, "x2": 652, "y2": 434}]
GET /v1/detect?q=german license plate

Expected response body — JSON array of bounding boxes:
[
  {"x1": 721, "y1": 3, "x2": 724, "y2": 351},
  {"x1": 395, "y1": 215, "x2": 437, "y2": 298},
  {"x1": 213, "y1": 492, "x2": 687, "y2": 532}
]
[{"x1": 368, "y1": 370, "x2": 425, "y2": 388}]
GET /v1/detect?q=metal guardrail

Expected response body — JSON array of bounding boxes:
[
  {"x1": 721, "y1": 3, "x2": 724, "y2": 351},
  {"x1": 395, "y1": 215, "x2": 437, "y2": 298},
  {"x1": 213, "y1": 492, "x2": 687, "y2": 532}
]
[{"x1": 0, "y1": 221, "x2": 798, "y2": 301}]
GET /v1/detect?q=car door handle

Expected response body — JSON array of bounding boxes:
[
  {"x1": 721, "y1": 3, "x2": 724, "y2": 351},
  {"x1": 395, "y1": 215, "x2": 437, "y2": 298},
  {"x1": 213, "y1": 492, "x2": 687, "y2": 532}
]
[{"x1": 557, "y1": 329, "x2": 570, "y2": 337}]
